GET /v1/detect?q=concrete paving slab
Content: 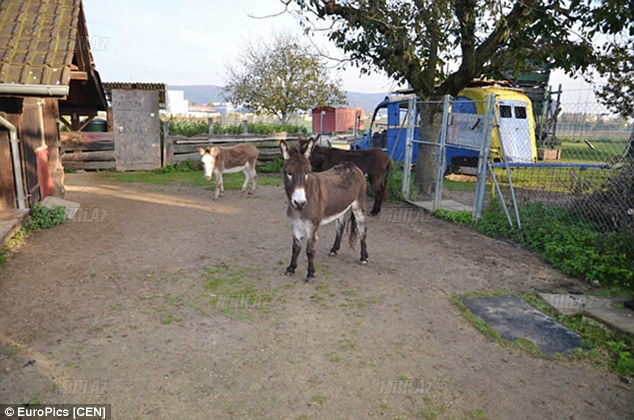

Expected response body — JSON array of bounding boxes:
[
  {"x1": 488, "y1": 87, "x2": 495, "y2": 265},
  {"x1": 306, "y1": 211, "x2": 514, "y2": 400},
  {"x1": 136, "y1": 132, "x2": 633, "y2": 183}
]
[
  {"x1": 462, "y1": 294, "x2": 582, "y2": 354},
  {"x1": 41, "y1": 196, "x2": 81, "y2": 220},
  {"x1": 539, "y1": 293, "x2": 634, "y2": 337}
]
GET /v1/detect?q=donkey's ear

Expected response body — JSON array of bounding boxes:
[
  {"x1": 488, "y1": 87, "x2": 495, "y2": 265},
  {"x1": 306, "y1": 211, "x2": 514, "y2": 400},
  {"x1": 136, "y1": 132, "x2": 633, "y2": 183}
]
[
  {"x1": 209, "y1": 146, "x2": 220, "y2": 156},
  {"x1": 280, "y1": 140, "x2": 290, "y2": 161},
  {"x1": 303, "y1": 139, "x2": 314, "y2": 159},
  {"x1": 198, "y1": 147, "x2": 206, "y2": 155}
]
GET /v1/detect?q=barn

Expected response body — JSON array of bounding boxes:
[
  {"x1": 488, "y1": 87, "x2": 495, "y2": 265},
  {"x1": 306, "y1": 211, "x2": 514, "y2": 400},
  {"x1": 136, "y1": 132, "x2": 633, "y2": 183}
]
[
  {"x1": 0, "y1": 0, "x2": 107, "y2": 240},
  {"x1": 312, "y1": 107, "x2": 364, "y2": 135}
]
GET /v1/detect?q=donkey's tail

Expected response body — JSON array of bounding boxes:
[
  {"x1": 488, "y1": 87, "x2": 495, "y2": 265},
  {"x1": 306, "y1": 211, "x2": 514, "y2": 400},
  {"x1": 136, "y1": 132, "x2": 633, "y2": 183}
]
[
  {"x1": 379, "y1": 159, "x2": 391, "y2": 205},
  {"x1": 348, "y1": 212, "x2": 358, "y2": 249}
]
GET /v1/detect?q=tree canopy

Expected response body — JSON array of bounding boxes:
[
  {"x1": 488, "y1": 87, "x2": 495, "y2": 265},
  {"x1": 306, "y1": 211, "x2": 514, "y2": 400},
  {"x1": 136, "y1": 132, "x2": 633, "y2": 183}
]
[
  {"x1": 224, "y1": 33, "x2": 347, "y2": 124},
  {"x1": 286, "y1": 0, "x2": 633, "y2": 104}
]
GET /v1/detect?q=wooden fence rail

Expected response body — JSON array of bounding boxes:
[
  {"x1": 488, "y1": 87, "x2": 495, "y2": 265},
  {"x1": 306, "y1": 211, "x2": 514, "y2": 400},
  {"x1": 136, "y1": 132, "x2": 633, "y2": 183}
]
[
  {"x1": 60, "y1": 130, "x2": 302, "y2": 170},
  {"x1": 165, "y1": 133, "x2": 302, "y2": 165}
]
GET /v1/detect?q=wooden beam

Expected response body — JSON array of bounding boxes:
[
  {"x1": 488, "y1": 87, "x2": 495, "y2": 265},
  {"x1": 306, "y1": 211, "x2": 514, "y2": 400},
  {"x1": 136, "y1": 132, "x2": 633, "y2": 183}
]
[{"x1": 70, "y1": 71, "x2": 88, "y2": 81}]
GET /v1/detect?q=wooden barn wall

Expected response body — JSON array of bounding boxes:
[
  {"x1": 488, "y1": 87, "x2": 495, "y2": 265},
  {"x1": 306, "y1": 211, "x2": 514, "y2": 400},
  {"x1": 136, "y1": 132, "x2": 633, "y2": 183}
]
[
  {"x1": 19, "y1": 97, "x2": 45, "y2": 205},
  {"x1": 43, "y1": 98, "x2": 63, "y2": 196},
  {"x1": 0, "y1": 98, "x2": 22, "y2": 211}
]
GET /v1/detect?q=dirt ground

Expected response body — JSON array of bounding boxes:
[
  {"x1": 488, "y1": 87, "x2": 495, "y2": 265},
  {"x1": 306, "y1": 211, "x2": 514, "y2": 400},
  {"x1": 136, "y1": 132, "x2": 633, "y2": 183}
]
[{"x1": 0, "y1": 172, "x2": 632, "y2": 419}]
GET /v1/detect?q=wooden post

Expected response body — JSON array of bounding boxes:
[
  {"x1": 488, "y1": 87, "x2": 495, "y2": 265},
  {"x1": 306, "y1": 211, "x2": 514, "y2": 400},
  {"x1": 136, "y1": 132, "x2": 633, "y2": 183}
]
[
  {"x1": 162, "y1": 121, "x2": 169, "y2": 167},
  {"x1": 165, "y1": 133, "x2": 174, "y2": 166},
  {"x1": 208, "y1": 117, "x2": 214, "y2": 136},
  {"x1": 242, "y1": 119, "x2": 248, "y2": 134}
]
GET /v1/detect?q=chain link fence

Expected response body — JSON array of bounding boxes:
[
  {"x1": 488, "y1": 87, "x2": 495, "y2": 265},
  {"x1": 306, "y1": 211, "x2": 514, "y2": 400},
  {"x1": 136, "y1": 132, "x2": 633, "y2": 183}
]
[
  {"x1": 493, "y1": 95, "x2": 633, "y2": 232},
  {"x1": 396, "y1": 89, "x2": 633, "y2": 234}
]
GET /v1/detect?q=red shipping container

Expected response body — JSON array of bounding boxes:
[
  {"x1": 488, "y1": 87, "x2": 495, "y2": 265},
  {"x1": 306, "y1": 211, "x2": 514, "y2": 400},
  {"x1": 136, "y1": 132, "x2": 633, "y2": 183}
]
[{"x1": 312, "y1": 107, "x2": 364, "y2": 134}]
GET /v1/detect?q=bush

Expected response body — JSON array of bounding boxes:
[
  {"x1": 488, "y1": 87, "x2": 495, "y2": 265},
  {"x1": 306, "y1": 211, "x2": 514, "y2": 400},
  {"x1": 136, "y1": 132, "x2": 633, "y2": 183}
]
[
  {"x1": 433, "y1": 209, "x2": 473, "y2": 224},
  {"x1": 258, "y1": 158, "x2": 284, "y2": 174},
  {"x1": 167, "y1": 120, "x2": 308, "y2": 137},
  {"x1": 26, "y1": 204, "x2": 67, "y2": 231},
  {"x1": 476, "y1": 201, "x2": 634, "y2": 289},
  {"x1": 153, "y1": 160, "x2": 200, "y2": 174}
]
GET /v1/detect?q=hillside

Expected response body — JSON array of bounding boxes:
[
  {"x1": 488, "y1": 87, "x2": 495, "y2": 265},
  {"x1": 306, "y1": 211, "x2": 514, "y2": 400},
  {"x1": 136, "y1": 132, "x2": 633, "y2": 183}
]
[{"x1": 167, "y1": 84, "x2": 387, "y2": 115}]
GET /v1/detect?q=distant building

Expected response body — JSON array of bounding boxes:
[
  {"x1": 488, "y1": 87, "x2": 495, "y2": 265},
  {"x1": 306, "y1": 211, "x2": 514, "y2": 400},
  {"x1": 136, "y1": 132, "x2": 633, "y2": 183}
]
[
  {"x1": 166, "y1": 90, "x2": 189, "y2": 115},
  {"x1": 312, "y1": 107, "x2": 365, "y2": 134}
]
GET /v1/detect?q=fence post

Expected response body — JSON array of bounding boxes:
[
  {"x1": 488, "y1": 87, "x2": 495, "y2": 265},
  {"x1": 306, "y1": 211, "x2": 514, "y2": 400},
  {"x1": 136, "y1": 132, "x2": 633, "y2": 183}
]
[
  {"x1": 208, "y1": 117, "x2": 214, "y2": 136},
  {"x1": 242, "y1": 119, "x2": 248, "y2": 134},
  {"x1": 432, "y1": 95, "x2": 451, "y2": 211},
  {"x1": 473, "y1": 94, "x2": 495, "y2": 219},
  {"x1": 165, "y1": 133, "x2": 174, "y2": 166},
  {"x1": 402, "y1": 96, "x2": 417, "y2": 198},
  {"x1": 162, "y1": 121, "x2": 169, "y2": 167}
]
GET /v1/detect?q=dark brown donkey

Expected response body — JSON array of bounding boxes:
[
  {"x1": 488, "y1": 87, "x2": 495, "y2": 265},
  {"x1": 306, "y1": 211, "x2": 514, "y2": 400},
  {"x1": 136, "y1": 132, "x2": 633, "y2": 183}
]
[
  {"x1": 280, "y1": 139, "x2": 368, "y2": 282},
  {"x1": 198, "y1": 144, "x2": 259, "y2": 200},
  {"x1": 300, "y1": 136, "x2": 391, "y2": 216}
]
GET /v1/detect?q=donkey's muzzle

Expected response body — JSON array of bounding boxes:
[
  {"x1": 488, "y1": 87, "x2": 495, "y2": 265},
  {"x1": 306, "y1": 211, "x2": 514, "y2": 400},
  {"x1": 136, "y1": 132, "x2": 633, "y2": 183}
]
[{"x1": 292, "y1": 199, "x2": 307, "y2": 210}]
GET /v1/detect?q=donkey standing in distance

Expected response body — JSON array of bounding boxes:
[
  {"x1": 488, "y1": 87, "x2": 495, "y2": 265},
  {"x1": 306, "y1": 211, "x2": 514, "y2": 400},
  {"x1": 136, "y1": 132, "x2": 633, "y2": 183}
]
[
  {"x1": 280, "y1": 138, "x2": 368, "y2": 282},
  {"x1": 198, "y1": 144, "x2": 259, "y2": 200},
  {"x1": 299, "y1": 135, "x2": 391, "y2": 216}
]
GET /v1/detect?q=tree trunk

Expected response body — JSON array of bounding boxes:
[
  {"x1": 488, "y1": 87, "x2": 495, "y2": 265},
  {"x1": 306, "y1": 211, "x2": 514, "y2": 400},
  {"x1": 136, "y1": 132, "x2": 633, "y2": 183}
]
[{"x1": 414, "y1": 101, "x2": 443, "y2": 199}]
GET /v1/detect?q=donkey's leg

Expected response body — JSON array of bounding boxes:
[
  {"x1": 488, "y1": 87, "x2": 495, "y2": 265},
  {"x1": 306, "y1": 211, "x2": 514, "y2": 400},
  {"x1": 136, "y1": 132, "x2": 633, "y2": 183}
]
[
  {"x1": 285, "y1": 235, "x2": 303, "y2": 275},
  {"x1": 329, "y1": 215, "x2": 346, "y2": 256},
  {"x1": 241, "y1": 167, "x2": 250, "y2": 192},
  {"x1": 352, "y1": 203, "x2": 368, "y2": 264},
  {"x1": 306, "y1": 227, "x2": 319, "y2": 281},
  {"x1": 286, "y1": 221, "x2": 307, "y2": 276},
  {"x1": 249, "y1": 163, "x2": 257, "y2": 195},
  {"x1": 214, "y1": 174, "x2": 222, "y2": 200},
  {"x1": 369, "y1": 174, "x2": 382, "y2": 216}
]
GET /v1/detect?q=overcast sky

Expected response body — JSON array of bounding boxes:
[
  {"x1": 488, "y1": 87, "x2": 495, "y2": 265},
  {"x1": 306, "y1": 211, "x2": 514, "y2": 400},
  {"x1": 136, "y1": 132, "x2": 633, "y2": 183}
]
[{"x1": 83, "y1": 0, "x2": 598, "y2": 103}]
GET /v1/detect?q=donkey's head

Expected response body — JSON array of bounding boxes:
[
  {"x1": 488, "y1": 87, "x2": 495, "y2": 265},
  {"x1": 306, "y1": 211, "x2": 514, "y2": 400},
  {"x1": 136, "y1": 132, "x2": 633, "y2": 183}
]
[
  {"x1": 280, "y1": 138, "x2": 314, "y2": 210},
  {"x1": 198, "y1": 147, "x2": 220, "y2": 180}
]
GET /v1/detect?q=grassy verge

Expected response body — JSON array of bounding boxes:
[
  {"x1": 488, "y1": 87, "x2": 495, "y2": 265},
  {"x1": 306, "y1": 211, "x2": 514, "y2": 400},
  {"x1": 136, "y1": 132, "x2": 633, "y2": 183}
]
[
  {"x1": 99, "y1": 162, "x2": 283, "y2": 190},
  {"x1": 453, "y1": 290, "x2": 634, "y2": 377},
  {"x1": 476, "y1": 202, "x2": 633, "y2": 289}
]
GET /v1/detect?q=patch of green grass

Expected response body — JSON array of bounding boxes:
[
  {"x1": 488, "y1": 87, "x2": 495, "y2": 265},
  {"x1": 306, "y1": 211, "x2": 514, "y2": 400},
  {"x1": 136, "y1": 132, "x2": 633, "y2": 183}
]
[
  {"x1": 201, "y1": 261, "x2": 272, "y2": 320},
  {"x1": 412, "y1": 395, "x2": 446, "y2": 419},
  {"x1": 4, "y1": 344, "x2": 20, "y2": 358},
  {"x1": 444, "y1": 179, "x2": 478, "y2": 191},
  {"x1": 476, "y1": 201, "x2": 634, "y2": 289},
  {"x1": 310, "y1": 395, "x2": 326, "y2": 405},
  {"x1": 339, "y1": 339, "x2": 357, "y2": 351},
  {"x1": 101, "y1": 170, "x2": 282, "y2": 190},
  {"x1": 326, "y1": 352, "x2": 342, "y2": 363},
  {"x1": 465, "y1": 408, "x2": 489, "y2": 419},
  {"x1": 0, "y1": 228, "x2": 26, "y2": 266},
  {"x1": 432, "y1": 209, "x2": 473, "y2": 224}
]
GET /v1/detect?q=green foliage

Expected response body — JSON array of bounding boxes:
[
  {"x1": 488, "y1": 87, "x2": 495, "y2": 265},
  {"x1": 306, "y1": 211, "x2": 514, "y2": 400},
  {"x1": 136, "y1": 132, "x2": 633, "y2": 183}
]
[
  {"x1": 152, "y1": 160, "x2": 200, "y2": 174},
  {"x1": 224, "y1": 33, "x2": 347, "y2": 123},
  {"x1": 258, "y1": 158, "x2": 284, "y2": 174},
  {"x1": 476, "y1": 202, "x2": 634, "y2": 289},
  {"x1": 26, "y1": 204, "x2": 66, "y2": 232},
  {"x1": 168, "y1": 120, "x2": 208, "y2": 137},
  {"x1": 167, "y1": 120, "x2": 308, "y2": 137},
  {"x1": 433, "y1": 209, "x2": 473, "y2": 224},
  {"x1": 387, "y1": 164, "x2": 404, "y2": 202}
]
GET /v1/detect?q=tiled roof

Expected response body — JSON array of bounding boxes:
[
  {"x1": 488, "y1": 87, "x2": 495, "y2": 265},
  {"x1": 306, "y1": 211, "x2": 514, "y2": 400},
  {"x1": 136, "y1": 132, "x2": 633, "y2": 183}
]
[
  {"x1": 103, "y1": 82, "x2": 167, "y2": 109},
  {"x1": 0, "y1": 0, "x2": 80, "y2": 87}
]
